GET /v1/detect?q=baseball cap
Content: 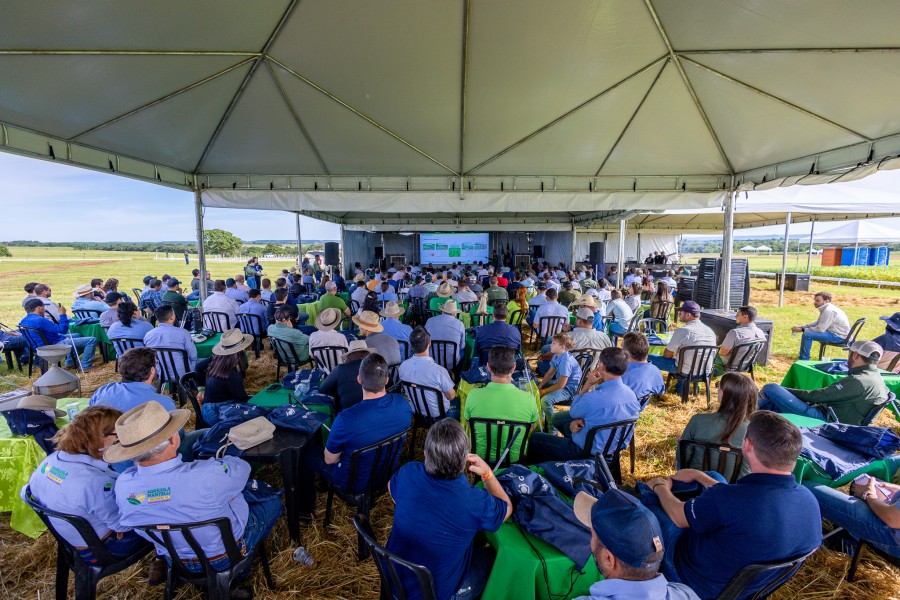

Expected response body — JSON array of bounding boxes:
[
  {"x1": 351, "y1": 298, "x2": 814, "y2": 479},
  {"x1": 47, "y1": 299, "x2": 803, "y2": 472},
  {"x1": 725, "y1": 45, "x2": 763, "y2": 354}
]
[
  {"x1": 142, "y1": 275, "x2": 154, "y2": 285},
  {"x1": 679, "y1": 300, "x2": 701, "y2": 316},
  {"x1": 575, "y1": 307, "x2": 594, "y2": 321},
  {"x1": 563, "y1": 281, "x2": 574, "y2": 288},
  {"x1": 536, "y1": 283, "x2": 547, "y2": 290},
  {"x1": 849, "y1": 340, "x2": 883, "y2": 362},
  {"x1": 104, "y1": 291, "x2": 124, "y2": 304},
  {"x1": 574, "y1": 490, "x2": 664, "y2": 569},
  {"x1": 167, "y1": 277, "x2": 181, "y2": 286}
]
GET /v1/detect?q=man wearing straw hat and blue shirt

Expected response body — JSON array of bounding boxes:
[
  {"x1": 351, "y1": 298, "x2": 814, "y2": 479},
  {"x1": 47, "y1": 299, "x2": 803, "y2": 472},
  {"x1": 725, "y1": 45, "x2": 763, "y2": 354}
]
[
  {"x1": 355, "y1": 309, "x2": 403, "y2": 367},
  {"x1": 425, "y1": 300, "x2": 467, "y2": 363},
  {"x1": 108, "y1": 401, "x2": 281, "y2": 583},
  {"x1": 71, "y1": 284, "x2": 109, "y2": 314},
  {"x1": 380, "y1": 301, "x2": 412, "y2": 359}
]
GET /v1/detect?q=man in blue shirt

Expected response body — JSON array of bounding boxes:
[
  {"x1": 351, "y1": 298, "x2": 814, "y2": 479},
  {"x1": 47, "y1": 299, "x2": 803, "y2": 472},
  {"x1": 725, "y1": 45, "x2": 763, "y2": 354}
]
[
  {"x1": 143, "y1": 305, "x2": 198, "y2": 377},
  {"x1": 621, "y1": 333, "x2": 665, "y2": 403},
  {"x1": 533, "y1": 288, "x2": 569, "y2": 340},
  {"x1": 224, "y1": 278, "x2": 249, "y2": 304},
  {"x1": 20, "y1": 298, "x2": 97, "y2": 370},
  {"x1": 139, "y1": 279, "x2": 164, "y2": 312},
  {"x1": 387, "y1": 419, "x2": 511, "y2": 600},
  {"x1": 528, "y1": 347, "x2": 638, "y2": 464},
  {"x1": 91, "y1": 347, "x2": 177, "y2": 413},
  {"x1": 380, "y1": 302, "x2": 412, "y2": 358},
  {"x1": 297, "y1": 353, "x2": 412, "y2": 517},
  {"x1": 473, "y1": 304, "x2": 521, "y2": 364},
  {"x1": 425, "y1": 300, "x2": 467, "y2": 363},
  {"x1": 642, "y1": 411, "x2": 822, "y2": 599},
  {"x1": 398, "y1": 327, "x2": 457, "y2": 419},
  {"x1": 237, "y1": 289, "x2": 268, "y2": 337},
  {"x1": 71, "y1": 284, "x2": 109, "y2": 315},
  {"x1": 405, "y1": 276, "x2": 428, "y2": 300}
]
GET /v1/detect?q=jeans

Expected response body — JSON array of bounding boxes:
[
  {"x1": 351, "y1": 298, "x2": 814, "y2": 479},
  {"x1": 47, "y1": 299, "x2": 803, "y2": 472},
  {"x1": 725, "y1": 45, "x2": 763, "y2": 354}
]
[
  {"x1": 446, "y1": 398, "x2": 461, "y2": 421},
  {"x1": 541, "y1": 384, "x2": 574, "y2": 420},
  {"x1": 799, "y1": 330, "x2": 844, "y2": 360},
  {"x1": 2, "y1": 335, "x2": 29, "y2": 363},
  {"x1": 77, "y1": 530, "x2": 147, "y2": 564},
  {"x1": 803, "y1": 476, "x2": 900, "y2": 559},
  {"x1": 246, "y1": 277, "x2": 257, "y2": 290},
  {"x1": 648, "y1": 354, "x2": 685, "y2": 393},
  {"x1": 609, "y1": 322, "x2": 627, "y2": 337},
  {"x1": 61, "y1": 333, "x2": 97, "y2": 369},
  {"x1": 527, "y1": 432, "x2": 582, "y2": 464},
  {"x1": 448, "y1": 545, "x2": 496, "y2": 600},
  {"x1": 758, "y1": 384, "x2": 825, "y2": 420}
]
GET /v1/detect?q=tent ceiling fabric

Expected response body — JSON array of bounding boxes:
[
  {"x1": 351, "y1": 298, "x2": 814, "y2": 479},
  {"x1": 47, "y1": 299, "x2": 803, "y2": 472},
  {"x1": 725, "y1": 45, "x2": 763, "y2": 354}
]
[{"x1": 4, "y1": 0, "x2": 900, "y2": 215}]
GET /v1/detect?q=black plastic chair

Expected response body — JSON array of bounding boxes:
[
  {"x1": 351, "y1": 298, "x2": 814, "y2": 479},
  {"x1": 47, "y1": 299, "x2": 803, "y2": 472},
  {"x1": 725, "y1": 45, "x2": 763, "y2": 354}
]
[
  {"x1": 270, "y1": 337, "x2": 309, "y2": 379},
  {"x1": 888, "y1": 352, "x2": 900, "y2": 373},
  {"x1": 666, "y1": 345, "x2": 719, "y2": 407},
  {"x1": 723, "y1": 340, "x2": 766, "y2": 381},
  {"x1": 310, "y1": 345, "x2": 347, "y2": 374},
  {"x1": 397, "y1": 339, "x2": 410, "y2": 360},
  {"x1": 109, "y1": 337, "x2": 144, "y2": 373},
  {"x1": 72, "y1": 309, "x2": 103, "y2": 321},
  {"x1": 817, "y1": 317, "x2": 866, "y2": 360},
  {"x1": 401, "y1": 381, "x2": 447, "y2": 454},
  {"x1": 428, "y1": 340, "x2": 461, "y2": 381},
  {"x1": 153, "y1": 347, "x2": 190, "y2": 404},
  {"x1": 130, "y1": 288, "x2": 142, "y2": 304},
  {"x1": 404, "y1": 297, "x2": 425, "y2": 326},
  {"x1": 714, "y1": 547, "x2": 818, "y2": 600},
  {"x1": 488, "y1": 299, "x2": 507, "y2": 311},
  {"x1": 824, "y1": 391, "x2": 898, "y2": 426},
  {"x1": 354, "y1": 515, "x2": 438, "y2": 600},
  {"x1": 349, "y1": 299, "x2": 361, "y2": 315},
  {"x1": 678, "y1": 439, "x2": 744, "y2": 484},
  {"x1": 573, "y1": 350, "x2": 601, "y2": 394},
  {"x1": 467, "y1": 418, "x2": 532, "y2": 467},
  {"x1": 533, "y1": 314, "x2": 567, "y2": 346},
  {"x1": 236, "y1": 313, "x2": 265, "y2": 358},
  {"x1": 203, "y1": 311, "x2": 232, "y2": 333},
  {"x1": 508, "y1": 309, "x2": 525, "y2": 333},
  {"x1": 21, "y1": 486, "x2": 153, "y2": 600},
  {"x1": 458, "y1": 301, "x2": 477, "y2": 314},
  {"x1": 581, "y1": 418, "x2": 638, "y2": 485},
  {"x1": 470, "y1": 312, "x2": 493, "y2": 327},
  {"x1": 839, "y1": 531, "x2": 900, "y2": 582},
  {"x1": 19, "y1": 325, "x2": 79, "y2": 376},
  {"x1": 649, "y1": 300, "x2": 673, "y2": 323},
  {"x1": 135, "y1": 518, "x2": 274, "y2": 600},
  {"x1": 179, "y1": 371, "x2": 207, "y2": 429},
  {"x1": 324, "y1": 429, "x2": 410, "y2": 560}
]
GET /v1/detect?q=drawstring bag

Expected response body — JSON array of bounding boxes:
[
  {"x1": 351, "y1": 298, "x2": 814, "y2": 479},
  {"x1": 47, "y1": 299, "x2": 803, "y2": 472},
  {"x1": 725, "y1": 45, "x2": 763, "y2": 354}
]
[
  {"x1": 539, "y1": 460, "x2": 608, "y2": 500},
  {"x1": 194, "y1": 407, "x2": 270, "y2": 457},
  {"x1": 215, "y1": 403, "x2": 270, "y2": 423},
  {"x1": 1, "y1": 409, "x2": 59, "y2": 455},
  {"x1": 281, "y1": 368, "x2": 325, "y2": 391},
  {"x1": 267, "y1": 405, "x2": 328, "y2": 434},
  {"x1": 215, "y1": 417, "x2": 276, "y2": 458},
  {"x1": 814, "y1": 360, "x2": 849, "y2": 375}
]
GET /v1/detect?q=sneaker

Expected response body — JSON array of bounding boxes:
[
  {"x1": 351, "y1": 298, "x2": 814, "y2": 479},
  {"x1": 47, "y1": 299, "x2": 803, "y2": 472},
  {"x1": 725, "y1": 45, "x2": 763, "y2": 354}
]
[{"x1": 148, "y1": 556, "x2": 168, "y2": 586}]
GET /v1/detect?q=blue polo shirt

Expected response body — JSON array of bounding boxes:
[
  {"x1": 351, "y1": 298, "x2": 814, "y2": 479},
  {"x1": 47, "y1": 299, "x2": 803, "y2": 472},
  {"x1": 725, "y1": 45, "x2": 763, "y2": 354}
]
[
  {"x1": 325, "y1": 393, "x2": 412, "y2": 491},
  {"x1": 676, "y1": 473, "x2": 822, "y2": 599},
  {"x1": 387, "y1": 462, "x2": 507, "y2": 600},
  {"x1": 570, "y1": 378, "x2": 640, "y2": 453},
  {"x1": 473, "y1": 321, "x2": 522, "y2": 357},
  {"x1": 621, "y1": 361, "x2": 665, "y2": 401},
  {"x1": 91, "y1": 382, "x2": 177, "y2": 413},
  {"x1": 549, "y1": 351, "x2": 582, "y2": 395}
]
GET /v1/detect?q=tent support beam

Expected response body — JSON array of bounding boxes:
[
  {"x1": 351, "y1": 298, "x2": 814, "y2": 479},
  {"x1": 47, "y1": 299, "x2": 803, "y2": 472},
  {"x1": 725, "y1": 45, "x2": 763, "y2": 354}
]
[
  {"x1": 778, "y1": 211, "x2": 792, "y2": 307},
  {"x1": 644, "y1": 0, "x2": 734, "y2": 174},
  {"x1": 194, "y1": 188, "x2": 208, "y2": 302},
  {"x1": 677, "y1": 47, "x2": 900, "y2": 55},
  {"x1": 458, "y1": 0, "x2": 470, "y2": 177},
  {"x1": 807, "y1": 220, "x2": 815, "y2": 275},
  {"x1": 265, "y1": 60, "x2": 330, "y2": 174},
  {"x1": 617, "y1": 219, "x2": 626, "y2": 286},
  {"x1": 721, "y1": 183, "x2": 736, "y2": 310}
]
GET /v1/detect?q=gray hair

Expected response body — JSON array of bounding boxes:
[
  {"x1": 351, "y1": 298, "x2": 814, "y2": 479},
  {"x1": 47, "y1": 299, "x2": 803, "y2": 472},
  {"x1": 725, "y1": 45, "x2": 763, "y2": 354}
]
[
  {"x1": 325, "y1": 281, "x2": 337, "y2": 292},
  {"x1": 133, "y1": 439, "x2": 172, "y2": 464},
  {"x1": 424, "y1": 419, "x2": 469, "y2": 479}
]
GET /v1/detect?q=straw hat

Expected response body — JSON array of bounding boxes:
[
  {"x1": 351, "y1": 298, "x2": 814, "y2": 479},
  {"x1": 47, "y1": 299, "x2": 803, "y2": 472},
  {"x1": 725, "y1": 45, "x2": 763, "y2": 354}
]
[
  {"x1": 353, "y1": 274, "x2": 365, "y2": 283},
  {"x1": 352, "y1": 310, "x2": 384, "y2": 333},
  {"x1": 440, "y1": 300, "x2": 460, "y2": 315},
  {"x1": 343, "y1": 339, "x2": 376, "y2": 362},
  {"x1": 575, "y1": 295, "x2": 597, "y2": 308},
  {"x1": 380, "y1": 301, "x2": 405, "y2": 319},
  {"x1": 73, "y1": 284, "x2": 94, "y2": 298},
  {"x1": 436, "y1": 282, "x2": 453, "y2": 298},
  {"x1": 315, "y1": 307, "x2": 342, "y2": 331},
  {"x1": 14, "y1": 395, "x2": 65, "y2": 417},
  {"x1": 212, "y1": 328, "x2": 255, "y2": 356},
  {"x1": 104, "y1": 401, "x2": 190, "y2": 463}
]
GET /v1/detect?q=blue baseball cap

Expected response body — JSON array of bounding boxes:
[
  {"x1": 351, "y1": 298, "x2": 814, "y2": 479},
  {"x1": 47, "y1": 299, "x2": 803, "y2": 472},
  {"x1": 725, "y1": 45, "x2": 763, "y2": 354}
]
[
  {"x1": 679, "y1": 300, "x2": 701, "y2": 316},
  {"x1": 574, "y1": 489, "x2": 664, "y2": 569}
]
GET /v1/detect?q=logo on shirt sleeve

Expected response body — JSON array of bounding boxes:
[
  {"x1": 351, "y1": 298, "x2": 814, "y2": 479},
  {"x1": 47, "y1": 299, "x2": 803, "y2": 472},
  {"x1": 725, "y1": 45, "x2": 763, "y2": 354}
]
[{"x1": 103, "y1": 482, "x2": 113, "y2": 493}]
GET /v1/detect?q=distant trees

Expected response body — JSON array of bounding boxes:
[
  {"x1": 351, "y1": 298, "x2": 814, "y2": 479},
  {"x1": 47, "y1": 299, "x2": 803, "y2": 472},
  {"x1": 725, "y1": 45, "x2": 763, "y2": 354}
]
[
  {"x1": 203, "y1": 229, "x2": 243, "y2": 257},
  {"x1": 0, "y1": 244, "x2": 11, "y2": 257}
]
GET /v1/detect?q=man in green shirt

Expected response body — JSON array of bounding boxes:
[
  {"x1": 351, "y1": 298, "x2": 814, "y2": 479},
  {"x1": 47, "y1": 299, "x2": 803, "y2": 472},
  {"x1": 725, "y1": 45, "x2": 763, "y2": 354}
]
[
  {"x1": 485, "y1": 276, "x2": 509, "y2": 303},
  {"x1": 160, "y1": 278, "x2": 188, "y2": 323},
  {"x1": 464, "y1": 346, "x2": 539, "y2": 463},
  {"x1": 759, "y1": 340, "x2": 889, "y2": 424},
  {"x1": 317, "y1": 281, "x2": 350, "y2": 315},
  {"x1": 267, "y1": 307, "x2": 310, "y2": 365}
]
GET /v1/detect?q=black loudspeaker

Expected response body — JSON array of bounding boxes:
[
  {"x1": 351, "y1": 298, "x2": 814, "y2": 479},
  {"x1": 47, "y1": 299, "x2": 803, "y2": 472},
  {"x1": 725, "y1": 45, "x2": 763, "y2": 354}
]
[
  {"x1": 374, "y1": 246, "x2": 383, "y2": 259},
  {"x1": 324, "y1": 242, "x2": 339, "y2": 265},
  {"x1": 589, "y1": 242, "x2": 605, "y2": 265},
  {"x1": 533, "y1": 245, "x2": 544, "y2": 259}
]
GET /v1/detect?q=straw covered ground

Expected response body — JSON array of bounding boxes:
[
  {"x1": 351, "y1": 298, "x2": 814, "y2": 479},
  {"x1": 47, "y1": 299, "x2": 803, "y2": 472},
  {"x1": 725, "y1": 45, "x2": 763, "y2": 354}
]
[{"x1": 2, "y1": 279, "x2": 900, "y2": 599}]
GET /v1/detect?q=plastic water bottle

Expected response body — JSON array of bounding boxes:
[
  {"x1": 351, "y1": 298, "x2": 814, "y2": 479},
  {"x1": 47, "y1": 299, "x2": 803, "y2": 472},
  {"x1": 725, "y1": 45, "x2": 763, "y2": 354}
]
[{"x1": 293, "y1": 546, "x2": 314, "y2": 566}]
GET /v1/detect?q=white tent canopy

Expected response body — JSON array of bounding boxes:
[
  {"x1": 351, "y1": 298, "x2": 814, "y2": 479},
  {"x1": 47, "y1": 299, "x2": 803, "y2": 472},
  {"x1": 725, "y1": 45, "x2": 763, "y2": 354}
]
[
  {"x1": 740, "y1": 246, "x2": 759, "y2": 252},
  {"x1": 813, "y1": 220, "x2": 898, "y2": 244}
]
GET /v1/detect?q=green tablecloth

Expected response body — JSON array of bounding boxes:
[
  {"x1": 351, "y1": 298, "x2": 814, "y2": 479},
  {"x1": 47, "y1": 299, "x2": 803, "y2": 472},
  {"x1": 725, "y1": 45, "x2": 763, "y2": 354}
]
[
  {"x1": 482, "y1": 467, "x2": 601, "y2": 599},
  {"x1": 781, "y1": 361, "x2": 900, "y2": 421},
  {"x1": 188, "y1": 300, "x2": 201, "y2": 308},
  {"x1": 458, "y1": 379, "x2": 543, "y2": 433},
  {"x1": 68, "y1": 321, "x2": 110, "y2": 346},
  {"x1": 648, "y1": 333, "x2": 670, "y2": 357},
  {"x1": 0, "y1": 397, "x2": 89, "y2": 538},
  {"x1": 194, "y1": 332, "x2": 221, "y2": 359},
  {"x1": 781, "y1": 413, "x2": 898, "y2": 487}
]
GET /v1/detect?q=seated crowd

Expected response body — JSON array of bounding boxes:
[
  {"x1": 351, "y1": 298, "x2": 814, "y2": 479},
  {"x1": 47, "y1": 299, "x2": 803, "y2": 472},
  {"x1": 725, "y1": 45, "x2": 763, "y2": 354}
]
[{"x1": 16, "y1": 258, "x2": 899, "y2": 600}]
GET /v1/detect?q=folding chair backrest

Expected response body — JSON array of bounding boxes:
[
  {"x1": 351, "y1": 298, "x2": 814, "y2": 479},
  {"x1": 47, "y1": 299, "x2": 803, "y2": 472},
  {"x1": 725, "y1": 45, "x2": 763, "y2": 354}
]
[
  {"x1": 154, "y1": 347, "x2": 190, "y2": 387},
  {"x1": 582, "y1": 418, "x2": 638, "y2": 459},
  {"x1": 178, "y1": 371, "x2": 206, "y2": 428},
  {"x1": 715, "y1": 547, "x2": 817, "y2": 600},
  {"x1": 344, "y1": 429, "x2": 410, "y2": 496},
  {"x1": 237, "y1": 313, "x2": 265, "y2": 337},
  {"x1": 202, "y1": 310, "x2": 231, "y2": 332},
  {"x1": 72, "y1": 309, "x2": 103, "y2": 321},
  {"x1": 508, "y1": 309, "x2": 525, "y2": 328},
  {"x1": 270, "y1": 337, "x2": 304, "y2": 371},
  {"x1": 311, "y1": 345, "x2": 347, "y2": 374},
  {"x1": 844, "y1": 318, "x2": 867, "y2": 346},
  {"x1": 636, "y1": 318, "x2": 667, "y2": 334},
  {"x1": 675, "y1": 345, "x2": 719, "y2": 378},
  {"x1": 401, "y1": 381, "x2": 447, "y2": 422},
  {"x1": 428, "y1": 340, "x2": 459, "y2": 374},
  {"x1": 458, "y1": 301, "x2": 477, "y2": 313},
  {"x1": 538, "y1": 315, "x2": 567, "y2": 340},
  {"x1": 678, "y1": 439, "x2": 744, "y2": 484},
  {"x1": 467, "y1": 418, "x2": 532, "y2": 467},
  {"x1": 353, "y1": 515, "x2": 438, "y2": 600},
  {"x1": 131, "y1": 288, "x2": 142, "y2": 303},
  {"x1": 488, "y1": 299, "x2": 508, "y2": 311},
  {"x1": 110, "y1": 337, "x2": 144, "y2": 358},
  {"x1": 725, "y1": 340, "x2": 766, "y2": 372}
]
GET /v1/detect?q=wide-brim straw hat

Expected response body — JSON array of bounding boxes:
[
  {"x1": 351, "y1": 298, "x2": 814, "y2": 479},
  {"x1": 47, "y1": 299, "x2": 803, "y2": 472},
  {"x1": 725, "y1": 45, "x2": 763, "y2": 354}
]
[
  {"x1": 14, "y1": 394, "x2": 65, "y2": 417},
  {"x1": 380, "y1": 301, "x2": 405, "y2": 318},
  {"x1": 352, "y1": 310, "x2": 384, "y2": 333},
  {"x1": 73, "y1": 284, "x2": 93, "y2": 298},
  {"x1": 436, "y1": 282, "x2": 453, "y2": 297},
  {"x1": 103, "y1": 401, "x2": 190, "y2": 463},
  {"x1": 212, "y1": 328, "x2": 255, "y2": 355},
  {"x1": 315, "y1": 307, "x2": 342, "y2": 331},
  {"x1": 575, "y1": 295, "x2": 597, "y2": 308},
  {"x1": 353, "y1": 274, "x2": 365, "y2": 283},
  {"x1": 343, "y1": 339, "x2": 376, "y2": 362},
  {"x1": 440, "y1": 300, "x2": 460, "y2": 315}
]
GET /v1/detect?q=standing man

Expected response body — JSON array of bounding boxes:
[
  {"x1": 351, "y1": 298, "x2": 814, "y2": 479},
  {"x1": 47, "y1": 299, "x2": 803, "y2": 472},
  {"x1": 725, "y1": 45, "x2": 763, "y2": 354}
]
[
  {"x1": 792, "y1": 292, "x2": 851, "y2": 360},
  {"x1": 244, "y1": 258, "x2": 259, "y2": 290}
]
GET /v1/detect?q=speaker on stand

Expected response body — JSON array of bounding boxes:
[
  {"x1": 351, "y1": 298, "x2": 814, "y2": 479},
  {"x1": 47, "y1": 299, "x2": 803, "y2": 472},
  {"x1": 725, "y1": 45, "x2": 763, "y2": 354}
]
[
  {"x1": 324, "y1": 242, "x2": 339, "y2": 277},
  {"x1": 589, "y1": 242, "x2": 606, "y2": 281}
]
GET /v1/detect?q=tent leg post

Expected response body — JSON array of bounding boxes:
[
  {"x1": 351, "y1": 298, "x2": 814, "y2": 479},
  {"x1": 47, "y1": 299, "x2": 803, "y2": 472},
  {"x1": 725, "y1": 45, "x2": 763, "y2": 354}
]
[
  {"x1": 721, "y1": 185, "x2": 736, "y2": 310},
  {"x1": 778, "y1": 211, "x2": 792, "y2": 307},
  {"x1": 296, "y1": 212, "x2": 303, "y2": 267},
  {"x1": 806, "y1": 220, "x2": 815, "y2": 275},
  {"x1": 571, "y1": 221, "x2": 577, "y2": 271},
  {"x1": 617, "y1": 219, "x2": 626, "y2": 286},
  {"x1": 194, "y1": 187, "x2": 208, "y2": 303}
]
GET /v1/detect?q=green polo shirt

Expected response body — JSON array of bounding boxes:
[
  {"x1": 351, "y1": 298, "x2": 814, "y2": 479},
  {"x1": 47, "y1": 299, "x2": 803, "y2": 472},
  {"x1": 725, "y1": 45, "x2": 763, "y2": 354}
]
[
  {"x1": 161, "y1": 290, "x2": 188, "y2": 320},
  {"x1": 464, "y1": 382, "x2": 539, "y2": 463},
  {"x1": 317, "y1": 293, "x2": 348, "y2": 313},
  {"x1": 789, "y1": 363, "x2": 889, "y2": 425}
]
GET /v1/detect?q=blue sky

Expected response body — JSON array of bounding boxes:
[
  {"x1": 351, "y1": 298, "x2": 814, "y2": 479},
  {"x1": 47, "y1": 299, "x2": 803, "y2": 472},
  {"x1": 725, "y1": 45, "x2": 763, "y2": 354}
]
[{"x1": 1, "y1": 150, "x2": 899, "y2": 242}]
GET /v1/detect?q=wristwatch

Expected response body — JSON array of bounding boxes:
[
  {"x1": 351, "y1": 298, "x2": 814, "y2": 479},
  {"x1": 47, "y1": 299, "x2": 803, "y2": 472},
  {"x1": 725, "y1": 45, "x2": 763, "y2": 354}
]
[{"x1": 861, "y1": 490, "x2": 872, "y2": 501}]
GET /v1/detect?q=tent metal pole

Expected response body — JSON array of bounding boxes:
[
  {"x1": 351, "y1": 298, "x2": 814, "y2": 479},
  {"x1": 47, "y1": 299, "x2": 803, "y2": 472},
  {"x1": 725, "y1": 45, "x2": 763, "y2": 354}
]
[
  {"x1": 778, "y1": 211, "x2": 792, "y2": 307},
  {"x1": 617, "y1": 219, "x2": 626, "y2": 287},
  {"x1": 636, "y1": 233, "x2": 642, "y2": 267},
  {"x1": 571, "y1": 221, "x2": 577, "y2": 271},
  {"x1": 721, "y1": 185, "x2": 736, "y2": 310},
  {"x1": 339, "y1": 224, "x2": 345, "y2": 280},
  {"x1": 295, "y1": 212, "x2": 302, "y2": 267},
  {"x1": 194, "y1": 188, "x2": 208, "y2": 303},
  {"x1": 806, "y1": 220, "x2": 815, "y2": 275}
]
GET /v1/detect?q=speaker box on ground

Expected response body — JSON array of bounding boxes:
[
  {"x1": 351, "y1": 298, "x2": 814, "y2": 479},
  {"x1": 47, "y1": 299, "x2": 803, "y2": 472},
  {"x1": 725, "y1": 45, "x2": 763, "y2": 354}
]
[
  {"x1": 324, "y1": 242, "x2": 339, "y2": 265},
  {"x1": 374, "y1": 246, "x2": 383, "y2": 259},
  {"x1": 533, "y1": 245, "x2": 543, "y2": 259}
]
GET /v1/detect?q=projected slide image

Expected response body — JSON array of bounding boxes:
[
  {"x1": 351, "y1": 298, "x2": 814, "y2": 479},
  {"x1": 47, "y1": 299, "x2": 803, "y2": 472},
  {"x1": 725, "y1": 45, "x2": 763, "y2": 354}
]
[{"x1": 420, "y1": 232, "x2": 489, "y2": 264}]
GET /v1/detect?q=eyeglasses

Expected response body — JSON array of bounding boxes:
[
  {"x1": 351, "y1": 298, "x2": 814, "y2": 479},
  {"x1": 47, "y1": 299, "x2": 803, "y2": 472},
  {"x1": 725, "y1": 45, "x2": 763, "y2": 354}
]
[{"x1": 104, "y1": 431, "x2": 118, "y2": 437}]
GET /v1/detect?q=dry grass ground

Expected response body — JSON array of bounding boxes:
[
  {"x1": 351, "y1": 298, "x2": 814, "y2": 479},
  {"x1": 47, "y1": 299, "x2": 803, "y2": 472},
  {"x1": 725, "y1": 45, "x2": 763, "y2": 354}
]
[{"x1": 1, "y1": 277, "x2": 899, "y2": 599}]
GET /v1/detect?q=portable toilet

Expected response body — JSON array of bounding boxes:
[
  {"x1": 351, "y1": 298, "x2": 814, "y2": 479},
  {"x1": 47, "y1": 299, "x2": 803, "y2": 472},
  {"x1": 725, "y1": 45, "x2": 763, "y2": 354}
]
[
  {"x1": 841, "y1": 246, "x2": 870, "y2": 266},
  {"x1": 868, "y1": 246, "x2": 891, "y2": 266}
]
